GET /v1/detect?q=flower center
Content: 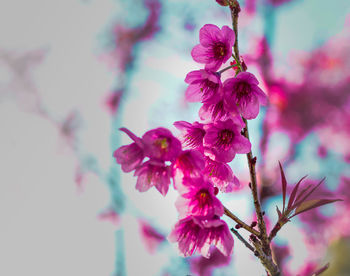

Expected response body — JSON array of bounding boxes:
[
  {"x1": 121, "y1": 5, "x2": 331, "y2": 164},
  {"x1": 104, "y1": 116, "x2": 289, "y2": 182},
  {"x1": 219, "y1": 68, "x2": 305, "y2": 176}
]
[
  {"x1": 175, "y1": 152, "x2": 194, "y2": 174},
  {"x1": 211, "y1": 100, "x2": 225, "y2": 120},
  {"x1": 200, "y1": 79, "x2": 219, "y2": 99},
  {"x1": 216, "y1": 129, "x2": 234, "y2": 149},
  {"x1": 154, "y1": 137, "x2": 169, "y2": 152},
  {"x1": 213, "y1": 42, "x2": 226, "y2": 58},
  {"x1": 235, "y1": 81, "x2": 252, "y2": 101},
  {"x1": 197, "y1": 189, "x2": 210, "y2": 208},
  {"x1": 184, "y1": 128, "x2": 205, "y2": 148}
]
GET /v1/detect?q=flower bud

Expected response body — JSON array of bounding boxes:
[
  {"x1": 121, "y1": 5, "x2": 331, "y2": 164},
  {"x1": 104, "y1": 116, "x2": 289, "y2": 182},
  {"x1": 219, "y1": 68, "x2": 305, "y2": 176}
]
[
  {"x1": 216, "y1": 0, "x2": 229, "y2": 6},
  {"x1": 235, "y1": 223, "x2": 242, "y2": 229}
]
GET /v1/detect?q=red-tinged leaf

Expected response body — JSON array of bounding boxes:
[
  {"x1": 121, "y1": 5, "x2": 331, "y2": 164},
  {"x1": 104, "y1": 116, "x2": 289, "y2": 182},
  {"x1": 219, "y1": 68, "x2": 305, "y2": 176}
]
[
  {"x1": 292, "y1": 178, "x2": 326, "y2": 209},
  {"x1": 279, "y1": 161, "x2": 287, "y2": 213},
  {"x1": 291, "y1": 198, "x2": 342, "y2": 218},
  {"x1": 287, "y1": 175, "x2": 307, "y2": 210},
  {"x1": 291, "y1": 184, "x2": 312, "y2": 209},
  {"x1": 308, "y1": 262, "x2": 330, "y2": 276},
  {"x1": 276, "y1": 206, "x2": 282, "y2": 219}
]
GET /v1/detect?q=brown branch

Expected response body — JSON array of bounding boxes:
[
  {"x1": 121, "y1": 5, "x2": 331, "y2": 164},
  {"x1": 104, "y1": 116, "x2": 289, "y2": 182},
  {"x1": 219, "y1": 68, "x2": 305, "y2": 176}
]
[
  {"x1": 269, "y1": 219, "x2": 288, "y2": 241},
  {"x1": 224, "y1": 206, "x2": 260, "y2": 236},
  {"x1": 250, "y1": 238, "x2": 281, "y2": 276},
  {"x1": 230, "y1": 228, "x2": 255, "y2": 252},
  {"x1": 230, "y1": 1, "x2": 241, "y2": 61},
  {"x1": 242, "y1": 118, "x2": 270, "y2": 253}
]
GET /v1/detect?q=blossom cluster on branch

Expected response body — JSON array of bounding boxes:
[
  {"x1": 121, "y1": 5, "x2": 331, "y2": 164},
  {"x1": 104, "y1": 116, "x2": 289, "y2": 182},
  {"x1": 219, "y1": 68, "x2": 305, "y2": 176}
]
[
  {"x1": 113, "y1": 1, "x2": 341, "y2": 275},
  {"x1": 114, "y1": 18, "x2": 267, "y2": 258}
]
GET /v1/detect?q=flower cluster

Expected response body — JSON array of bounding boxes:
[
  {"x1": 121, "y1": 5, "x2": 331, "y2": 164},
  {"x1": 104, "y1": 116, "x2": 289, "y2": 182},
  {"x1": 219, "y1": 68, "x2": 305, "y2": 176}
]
[{"x1": 114, "y1": 23, "x2": 267, "y2": 258}]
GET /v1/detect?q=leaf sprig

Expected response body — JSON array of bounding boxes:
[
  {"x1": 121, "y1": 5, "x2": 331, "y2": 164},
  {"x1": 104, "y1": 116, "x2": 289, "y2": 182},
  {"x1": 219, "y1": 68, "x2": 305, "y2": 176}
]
[{"x1": 269, "y1": 162, "x2": 342, "y2": 241}]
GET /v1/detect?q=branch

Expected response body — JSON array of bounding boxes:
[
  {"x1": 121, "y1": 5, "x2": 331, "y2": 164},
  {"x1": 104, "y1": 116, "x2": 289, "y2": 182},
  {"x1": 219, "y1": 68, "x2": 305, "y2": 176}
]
[
  {"x1": 250, "y1": 237, "x2": 281, "y2": 276},
  {"x1": 230, "y1": 228, "x2": 255, "y2": 252},
  {"x1": 269, "y1": 219, "x2": 288, "y2": 241},
  {"x1": 242, "y1": 118, "x2": 270, "y2": 253},
  {"x1": 229, "y1": 0, "x2": 270, "y2": 252},
  {"x1": 224, "y1": 206, "x2": 260, "y2": 236},
  {"x1": 228, "y1": 2, "x2": 280, "y2": 275}
]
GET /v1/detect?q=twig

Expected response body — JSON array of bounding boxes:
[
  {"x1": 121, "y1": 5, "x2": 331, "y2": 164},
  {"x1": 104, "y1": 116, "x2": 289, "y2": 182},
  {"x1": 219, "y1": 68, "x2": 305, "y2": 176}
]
[
  {"x1": 230, "y1": 228, "x2": 255, "y2": 252},
  {"x1": 242, "y1": 118, "x2": 270, "y2": 252},
  {"x1": 224, "y1": 206, "x2": 260, "y2": 237},
  {"x1": 269, "y1": 219, "x2": 288, "y2": 241}
]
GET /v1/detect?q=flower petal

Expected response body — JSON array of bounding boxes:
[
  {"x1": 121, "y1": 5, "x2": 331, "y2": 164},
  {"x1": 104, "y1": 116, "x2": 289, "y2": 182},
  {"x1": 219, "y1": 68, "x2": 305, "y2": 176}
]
[
  {"x1": 199, "y1": 24, "x2": 221, "y2": 47},
  {"x1": 191, "y1": 44, "x2": 210, "y2": 63}
]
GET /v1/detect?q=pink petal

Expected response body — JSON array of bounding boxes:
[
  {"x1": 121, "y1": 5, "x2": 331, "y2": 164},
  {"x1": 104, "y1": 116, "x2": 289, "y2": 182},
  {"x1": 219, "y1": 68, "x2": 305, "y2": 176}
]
[
  {"x1": 174, "y1": 120, "x2": 192, "y2": 131},
  {"x1": 221, "y1": 26, "x2": 235, "y2": 49},
  {"x1": 154, "y1": 175, "x2": 170, "y2": 196},
  {"x1": 205, "y1": 59, "x2": 222, "y2": 71},
  {"x1": 185, "y1": 70, "x2": 203, "y2": 84},
  {"x1": 232, "y1": 136, "x2": 251, "y2": 154},
  {"x1": 215, "y1": 226, "x2": 234, "y2": 256},
  {"x1": 191, "y1": 44, "x2": 210, "y2": 63},
  {"x1": 185, "y1": 84, "x2": 203, "y2": 102},
  {"x1": 113, "y1": 143, "x2": 143, "y2": 172},
  {"x1": 135, "y1": 172, "x2": 153, "y2": 192},
  {"x1": 199, "y1": 24, "x2": 221, "y2": 47},
  {"x1": 120, "y1": 127, "x2": 139, "y2": 143},
  {"x1": 254, "y1": 86, "x2": 268, "y2": 105},
  {"x1": 237, "y1": 72, "x2": 259, "y2": 85},
  {"x1": 175, "y1": 196, "x2": 190, "y2": 218},
  {"x1": 241, "y1": 95, "x2": 260, "y2": 119}
]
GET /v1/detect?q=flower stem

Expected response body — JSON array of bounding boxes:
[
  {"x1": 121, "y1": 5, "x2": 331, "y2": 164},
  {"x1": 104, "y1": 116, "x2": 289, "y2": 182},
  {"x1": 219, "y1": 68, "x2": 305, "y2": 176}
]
[{"x1": 218, "y1": 64, "x2": 237, "y2": 74}]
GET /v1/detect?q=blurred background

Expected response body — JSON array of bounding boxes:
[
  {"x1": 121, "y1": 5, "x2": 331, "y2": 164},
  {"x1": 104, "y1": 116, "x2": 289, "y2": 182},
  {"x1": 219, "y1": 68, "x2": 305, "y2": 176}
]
[{"x1": 0, "y1": 0, "x2": 350, "y2": 275}]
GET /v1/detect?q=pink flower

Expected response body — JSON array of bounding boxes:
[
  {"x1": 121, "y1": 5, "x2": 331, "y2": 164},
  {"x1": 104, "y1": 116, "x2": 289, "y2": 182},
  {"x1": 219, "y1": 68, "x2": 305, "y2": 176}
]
[
  {"x1": 223, "y1": 72, "x2": 267, "y2": 119},
  {"x1": 204, "y1": 152, "x2": 240, "y2": 192},
  {"x1": 168, "y1": 216, "x2": 234, "y2": 258},
  {"x1": 191, "y1": 24, "x2": 235, "y2": 71},
  {"x1": 175, "y1": 177, "x2": 224, "y2": 218},
  {"x1": 173, "y1": 150, "x2": 205, "y2": 179},
  {"x1": 142, "y1": 127, "x2": 182, "y2": 161},
  {"x1": 174, "y1": 121, "x2": 206, "y2": 150},
  {"x1": 199, "y1": 98, "x2": 241, "y2": 123},
  {"x1": 134, "y1": 160, "x2": 172, "y2": 196},
  {"x1": 113, "y1": 128, "x2": 144, "y2": 172},
  {"x1": 203, "y1": 119, "x2": 251, "y2": 162},
  {"x1": 185, "y1": 70, "x2": 222, "y2": 103}
]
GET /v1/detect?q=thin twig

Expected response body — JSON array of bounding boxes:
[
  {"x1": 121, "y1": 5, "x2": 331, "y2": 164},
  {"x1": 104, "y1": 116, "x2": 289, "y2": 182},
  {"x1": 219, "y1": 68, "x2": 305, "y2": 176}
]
[
  {"x1": 269, "y1": 219, "x2": 288, "y2": 241},
  {"x1": 242, "y1": 118, "x2": 270, "y2": 252},
  {"x1": 224, "y1": 206, "x2": 260, "y2": 236},
  {"x1": 230, "y1": 228, "x2": 255, "y2": 252},
  {"x1": 218, "y1": 63, "x2": 236, "y2": 74}
]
